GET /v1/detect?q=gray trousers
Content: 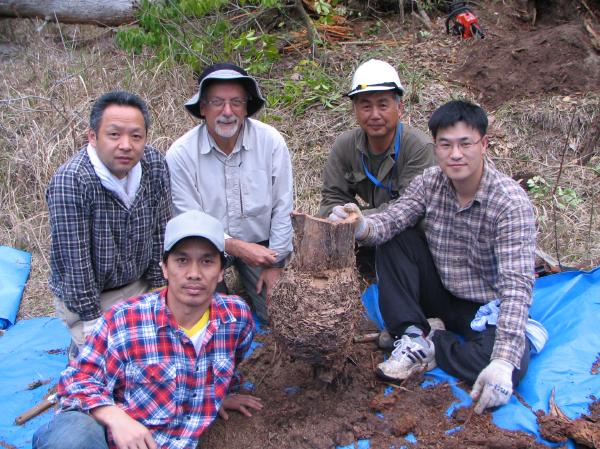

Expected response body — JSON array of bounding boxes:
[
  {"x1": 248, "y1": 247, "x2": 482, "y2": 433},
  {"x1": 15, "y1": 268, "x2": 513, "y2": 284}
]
[
  {"x1": 55, "y1": 279, "x2": 150, "y2": 357},
  {"x1": 219, "y1": 258, "x2": 269, "y2": 322}
]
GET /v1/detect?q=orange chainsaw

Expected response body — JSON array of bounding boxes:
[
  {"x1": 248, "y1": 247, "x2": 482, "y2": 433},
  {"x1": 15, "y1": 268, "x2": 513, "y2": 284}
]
[{"x1": 445, "y1": 2, "x2": 485, "y2": 39}]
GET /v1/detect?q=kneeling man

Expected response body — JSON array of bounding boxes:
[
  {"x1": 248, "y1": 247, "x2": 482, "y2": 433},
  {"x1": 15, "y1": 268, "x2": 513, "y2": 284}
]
[
  {"x1": 338, "y1": 100, "x2": 537, "y2": 414},
  {"x1": 34, "y1": 210, "x2": 262, "y2": 449}
]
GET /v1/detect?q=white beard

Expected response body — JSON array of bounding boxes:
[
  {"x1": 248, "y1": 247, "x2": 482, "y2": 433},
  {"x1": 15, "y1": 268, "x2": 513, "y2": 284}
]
[{"x1": 214, "y1": 116, "x2": 241, "y2": 139}]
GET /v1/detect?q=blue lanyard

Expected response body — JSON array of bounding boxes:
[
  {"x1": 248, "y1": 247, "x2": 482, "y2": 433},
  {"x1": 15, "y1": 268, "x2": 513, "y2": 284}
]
[{"x1": 361, "y1": 122, "x2": 403, "y2": 198}]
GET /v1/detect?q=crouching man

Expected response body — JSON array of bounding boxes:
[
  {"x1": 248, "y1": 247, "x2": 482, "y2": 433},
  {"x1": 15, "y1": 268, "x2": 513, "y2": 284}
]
[
  {"x1": 33, "y1": 210, "x2": 262, "y2": 449},
  {"x1": 337, "y1": 100, "x2": 537, "y2": 414}
]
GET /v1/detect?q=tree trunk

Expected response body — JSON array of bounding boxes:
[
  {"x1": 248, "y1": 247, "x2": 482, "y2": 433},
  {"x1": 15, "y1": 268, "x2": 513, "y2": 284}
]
[
  {"x1": 268, "y1": 212, "x2": 362, "y2": 381},
  {"x1": 0, "y1": 0, "x2": 142, "y2": 26}
]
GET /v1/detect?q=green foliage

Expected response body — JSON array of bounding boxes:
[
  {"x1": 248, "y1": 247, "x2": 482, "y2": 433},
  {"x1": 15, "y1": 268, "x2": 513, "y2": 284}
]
[
  {"x1": 527, "y1": 175, "x2": 583, "y2": 210},
  {"x1": 419, "y1": 0, "x2": 446, "y2": 12},
  {"x1": 266, "y1": 60, "x2": 342, "y2": 115},
  {"x1": 115, "y1": 0, "x2": 282, "y2": 72}
]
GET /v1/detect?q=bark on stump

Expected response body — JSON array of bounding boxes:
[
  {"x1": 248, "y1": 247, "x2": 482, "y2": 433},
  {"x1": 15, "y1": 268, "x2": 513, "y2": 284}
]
[{"x1": 268, "y1": 212, "x2": 362, "y2": 381}]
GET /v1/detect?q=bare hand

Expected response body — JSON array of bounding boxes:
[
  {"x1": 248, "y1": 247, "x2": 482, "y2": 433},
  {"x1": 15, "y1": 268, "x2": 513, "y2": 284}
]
[
  {"x1": 255, "y1": 267, "x2": 283, "y2": 300},
  {"x1": 218, "y1": 393, "x2": 263, "y2": 421},
  {"x1": 91, "y1": 405, "x2": 157, "y2": 449},
  {"x1": 225, "y1": 239, "x2": 278, "y2": 267}
]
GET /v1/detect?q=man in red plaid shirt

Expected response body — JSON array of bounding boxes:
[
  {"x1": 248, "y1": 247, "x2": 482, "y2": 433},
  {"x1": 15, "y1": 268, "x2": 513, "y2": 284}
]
[{"x1": 33, "y1": 210, "x2": 262, "y2": 449}]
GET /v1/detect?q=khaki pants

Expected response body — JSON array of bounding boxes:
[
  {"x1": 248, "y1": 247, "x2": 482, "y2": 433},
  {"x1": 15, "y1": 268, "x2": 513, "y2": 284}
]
[{"x1": 55, "y1": 280, "x2": 150, "y2": 352}]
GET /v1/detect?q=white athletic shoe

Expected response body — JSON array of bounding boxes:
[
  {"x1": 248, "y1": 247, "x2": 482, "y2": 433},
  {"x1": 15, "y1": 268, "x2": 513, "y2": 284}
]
[{"x1": 376, "y1": 334, "x2": 436, "y2": 381}]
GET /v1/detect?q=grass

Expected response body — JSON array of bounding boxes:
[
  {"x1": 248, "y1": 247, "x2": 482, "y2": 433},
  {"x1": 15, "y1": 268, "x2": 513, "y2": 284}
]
[{"x1": 0, "y1": 14, "x2": 598, "y2": 321}]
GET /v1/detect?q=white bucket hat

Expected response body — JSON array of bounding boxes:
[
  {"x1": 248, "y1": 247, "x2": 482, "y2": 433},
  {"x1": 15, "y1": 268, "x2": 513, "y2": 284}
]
[{"x1": 185, "y1": 62, "x2": 266, "y2": 119}]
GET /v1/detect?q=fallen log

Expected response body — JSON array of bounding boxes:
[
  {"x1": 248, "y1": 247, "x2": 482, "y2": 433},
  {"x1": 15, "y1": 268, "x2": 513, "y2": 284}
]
[
  {"x1": 268, "y1": 212, "x2": 362, "y2": 381},
  {"x1": 0, "y1": 0, "x2": 145, "y2": 26}
]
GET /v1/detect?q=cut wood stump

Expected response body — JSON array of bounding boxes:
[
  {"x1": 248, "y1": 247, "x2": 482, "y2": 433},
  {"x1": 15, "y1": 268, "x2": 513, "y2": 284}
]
[{"x1": 268, "y1": 212, "x2": 362, "y2": 380}]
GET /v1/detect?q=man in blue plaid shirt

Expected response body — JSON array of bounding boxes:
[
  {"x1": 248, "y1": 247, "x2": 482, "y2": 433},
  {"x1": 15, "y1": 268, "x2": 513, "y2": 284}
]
[{"x1": 46, "y1": 91, "x2": 172, "y2": 358}]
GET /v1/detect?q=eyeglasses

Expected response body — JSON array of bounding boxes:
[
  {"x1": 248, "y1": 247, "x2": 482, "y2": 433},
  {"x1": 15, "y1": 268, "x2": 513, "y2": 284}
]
[
  {"x1": 203, "y1": 97, "x2": 248, "y2": 109},
  {"x1": 435, "y1": 136, "x2": 484, "y2": 152}
]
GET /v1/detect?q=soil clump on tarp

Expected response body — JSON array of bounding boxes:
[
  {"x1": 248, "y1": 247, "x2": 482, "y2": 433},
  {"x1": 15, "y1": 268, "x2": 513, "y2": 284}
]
[
  {"x1": 200, "y1": 331, "x2": 554, "y2": 449},
  {"x1": 454, "y1": 0, "x2": 600, "y2": 109}
]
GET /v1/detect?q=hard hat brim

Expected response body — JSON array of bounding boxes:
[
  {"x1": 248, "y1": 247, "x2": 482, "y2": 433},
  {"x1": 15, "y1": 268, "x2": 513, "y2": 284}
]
[{"x1": 347, "y1": 83, "x2": 404, "y2": 98}]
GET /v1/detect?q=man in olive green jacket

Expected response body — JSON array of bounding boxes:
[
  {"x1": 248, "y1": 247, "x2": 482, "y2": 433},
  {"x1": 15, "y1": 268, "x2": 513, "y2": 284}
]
[{"x1": 319, "y1": 59, "x2": 434, "y2": 219}]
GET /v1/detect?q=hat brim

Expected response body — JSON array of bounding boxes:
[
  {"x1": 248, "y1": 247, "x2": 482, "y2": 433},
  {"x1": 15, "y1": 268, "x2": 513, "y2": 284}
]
[
  {"x1": 185, "y1": 72, "x2": 265, "y2": 119},
  {"x1": 347, "y1": 85, "x2": 404, "y2": 98}
]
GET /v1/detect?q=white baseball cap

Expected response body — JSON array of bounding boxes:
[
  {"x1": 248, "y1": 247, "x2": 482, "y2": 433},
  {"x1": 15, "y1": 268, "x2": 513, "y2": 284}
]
[{"x1": 163, "y1": 210, "x2": 224, "y2": 254}]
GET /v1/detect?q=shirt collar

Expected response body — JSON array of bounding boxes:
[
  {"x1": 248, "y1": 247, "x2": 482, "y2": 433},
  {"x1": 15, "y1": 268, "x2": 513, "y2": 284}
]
[
  {"x1": 199, "y1": 119, "x2": 249, "y2": 156},
  {"x1": 472, "y1": 160, "x2": 496, "y2": 205}
]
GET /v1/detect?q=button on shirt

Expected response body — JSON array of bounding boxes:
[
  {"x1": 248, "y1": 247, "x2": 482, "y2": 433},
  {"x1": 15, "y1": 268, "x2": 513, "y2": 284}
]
[
  {"x1": 47, "y1": 146, "x2": 172, "y2": 320},
  {"x1": 166, "y1": 118, "x2": 293, "y2": 263},
  {"x1": 57, "y1": 289, "x2": 254, "y2": 449},
  {"x1": 362, "y1": 163, "x2": 536, "y2": 367}
]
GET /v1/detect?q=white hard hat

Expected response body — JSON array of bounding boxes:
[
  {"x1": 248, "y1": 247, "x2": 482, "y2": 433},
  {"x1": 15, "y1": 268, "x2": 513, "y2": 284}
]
[{"x1": 347, "y1": 59, "x2": 405, "y2": 97}]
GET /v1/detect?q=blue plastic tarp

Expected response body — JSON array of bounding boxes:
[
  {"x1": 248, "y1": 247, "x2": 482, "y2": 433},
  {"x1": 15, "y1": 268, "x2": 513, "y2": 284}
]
[
  {"x1": 361, "y1": 267, "x2": 600, "y2": 447},
  {"x1": 0, "y1": 318, "x2": 70, "y2": 448},
  {"x1": 0, "y1": 246, "x2": 31, "y2": 329},
  {"x1": 2, "y1": 268, "x2": 598, "y2": 448}
]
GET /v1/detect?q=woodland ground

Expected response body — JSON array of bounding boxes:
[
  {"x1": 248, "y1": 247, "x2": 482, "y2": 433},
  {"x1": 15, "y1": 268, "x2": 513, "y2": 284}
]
[{"x1": 0, "y1": 0, "x2": 599, "y2": 447}]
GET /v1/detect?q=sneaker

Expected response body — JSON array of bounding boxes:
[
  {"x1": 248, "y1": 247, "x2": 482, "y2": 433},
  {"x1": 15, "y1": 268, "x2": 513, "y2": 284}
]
[
  {"x1": 378, "y1": 319, "x2": 444, "y2": 351},
  {"x1": 376, "y1": 335, "x2": 435, "y2": 381}
]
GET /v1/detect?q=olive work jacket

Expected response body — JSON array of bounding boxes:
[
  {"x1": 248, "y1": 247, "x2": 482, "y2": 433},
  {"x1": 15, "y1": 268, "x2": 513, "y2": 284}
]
[{"x1": 318, "y1": 125, "x2": 435, "y2": 217}]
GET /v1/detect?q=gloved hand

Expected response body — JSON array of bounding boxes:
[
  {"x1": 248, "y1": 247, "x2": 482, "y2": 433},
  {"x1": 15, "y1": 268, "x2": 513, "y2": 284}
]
[
  {"x1": 340, "y1": 203, "x2": 368, "y2": 240},
  {"x1": 82, "y1": 317, "x2": 102, "y2": 338},
  {"x1": 471, "y1": 359, "x2": 514, "y2": 414},
  {"x1": 327, "y1": 205, "x2": 350, "y2": 222}
]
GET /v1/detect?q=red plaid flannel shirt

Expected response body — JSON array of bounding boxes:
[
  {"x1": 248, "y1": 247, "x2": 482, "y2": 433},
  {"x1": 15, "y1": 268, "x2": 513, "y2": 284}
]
[{"x1": 57, "y1": 288, "x2": 254, "y2": 449}]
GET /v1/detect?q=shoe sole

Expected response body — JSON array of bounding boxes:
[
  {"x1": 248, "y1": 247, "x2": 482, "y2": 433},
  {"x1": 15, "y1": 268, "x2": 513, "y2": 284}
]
[{"x1": 375, "y1": 361, "x2": 436, "y2": 382}]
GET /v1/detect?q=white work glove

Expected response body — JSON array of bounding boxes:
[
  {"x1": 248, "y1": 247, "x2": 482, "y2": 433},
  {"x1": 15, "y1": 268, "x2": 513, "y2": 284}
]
[
  {"x1": 331, "y1": 203, "x2": 368, "y2": 240},
  {"x1": 327, "y1": 205, "x2": 350, "y2": 222},
  {"x1": 471, "y1": 359, "x2": 514, "y2": 414},
  {"x1": 82, "y1": 317, "x2": 102, "y2": 338}
]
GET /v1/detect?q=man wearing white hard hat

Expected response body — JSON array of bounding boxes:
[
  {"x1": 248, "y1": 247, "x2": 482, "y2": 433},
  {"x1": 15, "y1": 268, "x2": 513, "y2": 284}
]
[
  {"x1": 33, "y1": 210, "x2": 262, "y2": 449},
  {"x1": 319, "y1": 59, "x2": 434, "y2": 277},
  {"x1": 166, "y1": 63, "x2": 293, "y2": 323}
]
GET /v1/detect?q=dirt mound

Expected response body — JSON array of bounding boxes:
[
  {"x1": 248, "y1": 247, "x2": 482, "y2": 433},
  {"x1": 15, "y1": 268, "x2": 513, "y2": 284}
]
[
  {"x1": 454, "y1": 1, "x2": 600, "y2": 109},
  {"x1": 200, "y1": 332, "x2": 552, "y2": 449}
]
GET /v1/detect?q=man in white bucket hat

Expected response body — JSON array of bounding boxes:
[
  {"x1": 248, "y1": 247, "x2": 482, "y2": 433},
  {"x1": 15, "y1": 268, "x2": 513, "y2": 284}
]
[
  {"x1": 166, "y1": 63, "x2": 293, "y2": 323},
  {"x1": 319, "y1": 59, "x2": 434, "y2": 278}
]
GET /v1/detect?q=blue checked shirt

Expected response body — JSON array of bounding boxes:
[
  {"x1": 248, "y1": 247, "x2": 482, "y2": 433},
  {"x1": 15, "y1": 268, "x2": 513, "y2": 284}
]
[
  {"x1": 47, "y1": 145, "x2": 172, "y2": 321},
  {"x1": 58, "y1": 289, "x2": 254, "y2": 449},
  {"x1": 362, "y1": 163, "x2": 536, "y2": 368}
]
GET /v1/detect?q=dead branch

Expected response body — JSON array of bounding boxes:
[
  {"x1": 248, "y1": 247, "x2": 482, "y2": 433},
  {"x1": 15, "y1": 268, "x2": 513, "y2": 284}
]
[{"x1": 295, "y1": 0, "x2": 319, "y2": 59}]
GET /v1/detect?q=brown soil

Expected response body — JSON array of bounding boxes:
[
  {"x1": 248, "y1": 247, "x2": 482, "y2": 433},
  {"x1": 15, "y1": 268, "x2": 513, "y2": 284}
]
[
  {"x1": 537, "y1": 397, "x2": 600, "y2": 447},
  {"x1": 592, "y1": 354, "x2": 600, "y2": 375},
  {"x1": 454, "y1": 0, "x2": 600, "y2": 110},
  {"x1": 200, "y1": 331, "x2": 554, "y2": 449}
]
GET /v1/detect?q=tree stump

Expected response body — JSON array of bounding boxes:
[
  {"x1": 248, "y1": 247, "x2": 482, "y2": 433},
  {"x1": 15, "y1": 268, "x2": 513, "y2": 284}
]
[{"x1": 268, "y1": 212, "x2": 362, "y2": 381}]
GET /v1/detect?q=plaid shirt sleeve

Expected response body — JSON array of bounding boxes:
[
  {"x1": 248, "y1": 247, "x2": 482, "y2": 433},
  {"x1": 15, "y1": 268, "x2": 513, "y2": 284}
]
[
  {"x1": 492, "y1": 196, "x2": 536, "y2": 368},
  {"x1": 58, "y1": 315, "x2": 119, "y2": 412},
  {"x1": 229, "y1": 306, "x2": 255, "y2": 391},
  {"x1": 47, "y1": 169, "x2": 101, "y2": 319},
  {"x1": 362, "y1": 174, "x2": 427, "y2": 246},
  {"x1": 142, "y1": 154, "x2": 172, "y2": 289}
]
